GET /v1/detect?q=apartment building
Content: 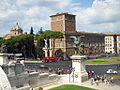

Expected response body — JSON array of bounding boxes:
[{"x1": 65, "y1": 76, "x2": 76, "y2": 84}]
[{"x1": 105, "y1": 33, "x2": 120, "y2": 54}]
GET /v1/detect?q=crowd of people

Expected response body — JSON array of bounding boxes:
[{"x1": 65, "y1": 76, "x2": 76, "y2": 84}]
[
  {"x1": 88, "y1": 71, "x2": 114, "y2": 86},
  {"x1": 48, "y1": 68, "x2": 69, "y2": 75}
]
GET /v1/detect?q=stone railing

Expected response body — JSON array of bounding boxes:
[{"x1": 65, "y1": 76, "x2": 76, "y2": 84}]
[{"x1": 8, "y1": 72, "x2": 59, "y2": 89}]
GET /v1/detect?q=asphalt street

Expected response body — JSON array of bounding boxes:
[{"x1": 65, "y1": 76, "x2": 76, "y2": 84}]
[
  {"x1": 86, "y1": 64, "x2": 119, "y2": 75},
  {"x1": 25, "y1": 61, "x2": 120, "y2": 75}
]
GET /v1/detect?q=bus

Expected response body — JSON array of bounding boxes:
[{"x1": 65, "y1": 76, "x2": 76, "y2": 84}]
[{"x1": 42, "y1": 56, "x2": 58, "y2": 63}]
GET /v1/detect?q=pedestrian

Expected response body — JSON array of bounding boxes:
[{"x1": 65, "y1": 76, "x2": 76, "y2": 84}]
[
  {"x1": 101, "y1": 76, "x2": 105, "y2": 83},
  {"x1": 95, "y1": 79, "x2": 99, "y2": 86},
  {"x1": 110, "y1": 77, "x2": 114, "y2": 86},
  {"x1": 107, "y1": 78, "x2": 111, "y2": 86},
  {"x1": 90, "y1": 78, "x2": 94, "y2": 85},
  {"x1": 94, "y1": 77, "x2": 97, "y2": 82},
  {"x1": 87, "y1": 71, "x2": 90, "y2": 78},
  {"x1": 91, "y1": 71, "x2": 95, "y2": 77},
  {"x1": 104, "y1": 77, "x2": 108, "y2": 85},
  {"x1": 88, "y1": 71, "x2": 92, "y2": 78}
]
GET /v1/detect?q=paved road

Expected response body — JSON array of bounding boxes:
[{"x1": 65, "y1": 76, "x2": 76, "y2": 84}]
[
  {"x1": 25, "y1": 61, "x2": 72, "y2": 70},
  {"x1": 86, "y1": 64, "x2": 119, "y2": 75},
  {"x1": 25, "y1": 61, "x2": 120, "y2": 75}
]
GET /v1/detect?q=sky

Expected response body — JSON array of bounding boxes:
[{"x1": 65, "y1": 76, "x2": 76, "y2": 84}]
[{"x1": 0, "y1": 0, "x2": 120, "y2": 36}]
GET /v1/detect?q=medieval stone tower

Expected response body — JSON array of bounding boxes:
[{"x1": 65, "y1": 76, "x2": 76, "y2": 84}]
[
  {"x1": 48, "y1": 12, "x2": 76, "y2": 57},
  {"x1": 50, "y1": 12, "x2": 76, "y2": 34}
]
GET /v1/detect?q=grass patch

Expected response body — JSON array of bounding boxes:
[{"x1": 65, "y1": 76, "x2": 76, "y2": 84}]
[
  {"x1": 49, "y1": 85, "x2": 96, "y2": 90},
  {"x1": 86, "y1": 57, "x2": 120, "y2": 65}
]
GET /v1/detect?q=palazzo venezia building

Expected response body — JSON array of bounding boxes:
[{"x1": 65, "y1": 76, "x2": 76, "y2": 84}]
[{"x1": 43, "y1": 12, "x2": 105, "y2": 57}]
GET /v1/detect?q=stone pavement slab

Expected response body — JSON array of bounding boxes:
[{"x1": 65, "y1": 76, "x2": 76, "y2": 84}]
[
  {"x1": 34, "y1": 74, "x2": 120, "y2": 90},
  {"x1": 42, "y1": 78, "x2": 120, "y2": 90}
]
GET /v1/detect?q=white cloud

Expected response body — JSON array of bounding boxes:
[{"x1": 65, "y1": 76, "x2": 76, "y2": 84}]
[
  {"x1": 0, "y1": 0, "x2": 73, "y2": 36},
  {"x1": 0, "y1": 0, "x2": 120, "y2": 36},
  {"x1": 74, "y1": 0, "x2": 120, "y2": 33}
]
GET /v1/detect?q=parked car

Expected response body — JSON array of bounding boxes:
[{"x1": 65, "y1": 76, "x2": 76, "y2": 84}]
[
  {"x1": 99, "y1": 53, "x2": 108, "y2": 57},
  {"x1": 106, "y1": 69, "x2": 118, "y2": 74}
]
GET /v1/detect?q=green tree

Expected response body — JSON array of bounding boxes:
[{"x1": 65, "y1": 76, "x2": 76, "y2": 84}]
[
  {"x1": 1, "y1": 35, "x2": 37, "y2": 59},
  {"x1": 37, "y1": 30, "x2": 63, "y2": 40},
  {"x1": 0, "y1": 38, "x2": 5, "y2": 46},
  {"x1": 37, "y1": 27, "x2": 43, "y2": 35},
  {"x1": 36, "y1": 30, "x2": 63, "y2": 58},
  {"x1": 30, "y1": 27, "x2": 34, "y2": 35}
]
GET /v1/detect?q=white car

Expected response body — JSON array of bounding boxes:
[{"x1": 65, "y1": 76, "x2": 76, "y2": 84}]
[{"x1": 107, "y1": 69, "x2": 118, "y2": 74}]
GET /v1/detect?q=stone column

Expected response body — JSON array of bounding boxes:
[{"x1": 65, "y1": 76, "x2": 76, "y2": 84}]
[
  {"x1": 44, "y1": 50, "x2": 48, "y2": 57},
  {"x1": 44, "y1": 39, "x2": 48, "y2": 48},
  {"x1": 0, "y1": 53, "x2": 9, "y2": 65},
  {"x1": 49, "y1": 39, "x2": 52, "y2": 49},
  {"x1": 70, "y1": 55, "x2": 88, "y2": 83},
  {"x1": 49, "y1": 50, "x2": 52, "y2": 57}
]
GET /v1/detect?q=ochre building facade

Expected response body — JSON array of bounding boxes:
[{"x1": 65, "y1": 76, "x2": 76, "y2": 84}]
[{"x1": 43, "y1": 12, "x2": 105, "y2": 57}]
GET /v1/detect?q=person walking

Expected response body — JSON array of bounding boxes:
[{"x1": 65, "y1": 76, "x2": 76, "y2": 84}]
[
  {"x1": 104, "y1": 77, "x2": 108, "y2": 85},
  {"x1": 110, "y1": 77, "x2": 114, "y2": 86},
  {"x1": 95, "y1": 79, "x2": 99, "y2": 86},
  {"x1": 91, "y1": 71, "x2": 95, "y2": 77},
  {"x1": 90, "y1": 78, "x2": 94, "y2": 85},
  {"x1": 101, "y1": 76, "x2": 105, "y2": 83},
  {"x1": 94, "y1": 76, "x2": 99, "y2": 86}
]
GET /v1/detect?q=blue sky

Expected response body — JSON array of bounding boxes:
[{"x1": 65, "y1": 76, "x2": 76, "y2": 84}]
[
  {"x1": 0, "y1": 0, "x2": 120, "y2": 36},
  {"x1": 73, "y1": 0, "x2": 94, "y2": 7}
]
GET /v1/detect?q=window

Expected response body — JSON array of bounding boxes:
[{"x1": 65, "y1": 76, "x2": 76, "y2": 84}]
[
  {"x1": 110, "y1": 44, "x2": 112, "y2": 46},
  {"x1": 118, "y1": 37, "x2": 120, "y2": 41}
]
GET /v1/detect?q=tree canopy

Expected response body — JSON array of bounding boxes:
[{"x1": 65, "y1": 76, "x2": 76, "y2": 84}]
[
  {"x1": 36, "y1": 27, "x2": 43, "y2": 35},
  {"x1": 36, "y1": 30, "x2": 63, "y2": 40},
  {"x1": 0, "y1": 30, "x2": 63, "y2": 59},
  {"x1": 35, "y1": 30, "x2": 63, "y2": 58},
  {"x1": 0, "y1": 34, "x2": 36, "y2": 58},
  {"x1": 30, "y1": 27, "x2": 34, "y2": 34}
]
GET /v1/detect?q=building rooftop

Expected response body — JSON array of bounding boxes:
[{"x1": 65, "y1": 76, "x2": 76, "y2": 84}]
[
  {"x1": 67, "y1": 31, "x2": 120, "y2": 36},
  {"x1": 50, "y1": 12, "x2": 76, "y2": 17},
  {"x1": 77, "y1": 32, "x2": 104, "y2": 35},
  {"x1": 11, "y1": 23, "x2": 22, "y2": 31},
  {"x1": 104, "y1": 32, "x2": 120, "y2": 35},
  {"x1": 67, "y1": 31, "x2": 104, "y2": 36}
]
